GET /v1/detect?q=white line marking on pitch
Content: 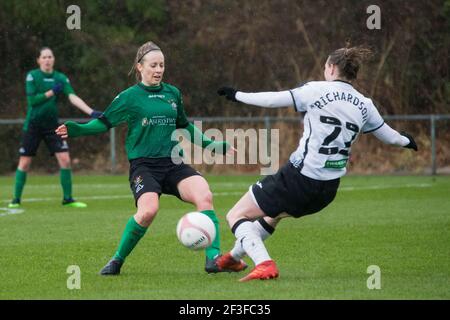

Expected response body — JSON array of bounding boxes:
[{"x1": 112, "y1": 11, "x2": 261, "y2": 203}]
[
  {"x1": 0, "y1": 183, "x2": 432, "y2": 204},
  {"x1": 0, "y1": 207, "x2": 25, "y2": 217},
  {"x1": 338, "y1": 183, "x2": 432, "y2": 191}
]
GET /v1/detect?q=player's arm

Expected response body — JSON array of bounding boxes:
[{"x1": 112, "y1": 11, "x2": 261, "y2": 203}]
[
  {"x1": 57, "y1": 90, "x2": 128, "y2": 139},
  {"x1": 27, "y1": 89, "x2": 58, "y2": 105},
  {"x1": 60, "y1": 74, "x2": 102, "y2": 118},
  {"x1": 27, "y1": 91, "x2": 52, "y2": 106},
  {"x1": 218, "y1": 87, "x2": 294, "y2": 108},
  {"x1": 371, "y1": 123, "x2": 418, "y2": 151},
  {"x1": 176, "y1": 87, "x2": 233, "y2": 155},
  {"x1": 68, "y1": 94, "x2": 102, "y2": 118},
  {"x1": 363, "y1": 101, "x2": 417, "y2": 151},
  {"x1": 181, "y1": 122, "x2": 232, "y2": 155},
  {"x1": 25, "y1": 73, "x2": 61, "y2": 106},
  {"x1": 56, "y1": 119, "x2": 108, "y2": 139}
]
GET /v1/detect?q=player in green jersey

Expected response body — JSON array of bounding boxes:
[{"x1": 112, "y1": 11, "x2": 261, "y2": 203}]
[
  {"x1": 8, "y1": 47, "x2": 102, "y2": 209},
  {"x1": 55, "y1": 41, "x2": 248, "y2": 275}
]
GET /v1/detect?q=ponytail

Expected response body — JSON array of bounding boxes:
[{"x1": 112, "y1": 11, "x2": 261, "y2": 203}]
[{"x1": 328, "y1": 45, "x2": 373, "y2": 80}]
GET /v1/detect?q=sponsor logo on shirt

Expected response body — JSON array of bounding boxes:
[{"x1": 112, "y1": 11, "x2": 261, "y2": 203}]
[
  {"x1": 148, "y1": 94, "x2": 165, "y2": 99},
  {"x1": 256, "y1": 181, "x2": 262, "y2": 189},
  {"x1": 43, "y1": 78, "x2": 55, "y2": 82},
  {"x1": 324, "y1": 159, "x2": 348, "y2": 169},
  {"x1": 141, "y1": 116, "x2": 176, "y2": 127}
]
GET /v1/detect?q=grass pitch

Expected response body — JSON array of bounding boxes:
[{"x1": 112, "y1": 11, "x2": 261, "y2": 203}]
[{"x1": 0, "y1": 174, "x2": 449, "y2": 299}]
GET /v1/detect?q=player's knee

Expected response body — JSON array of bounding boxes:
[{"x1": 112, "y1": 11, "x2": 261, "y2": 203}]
[
  {"x1": 59, "y1": 158, "x2": 71, "y2": 168},
  {"x1": 226, "y1": 205, "x2": 255, "y2": 228},
  {"x1": 18, "y1": 162, "x2": 31, "y2": 172},
  {"x1": 226, "y1": 210, "x2": 239, "y2": 228},
  {"x1": 18, "y1": 158, "x2": 32, "y2": 171},
  {"x1": 202, "y1": 190, "x2": 214, "y2": 207},
  {"x1": 136, "y1": 206, "x2": 158, "y2": 225},
  {"x1": 195, "y1": 190, "x2": 213, "y2": 210}
]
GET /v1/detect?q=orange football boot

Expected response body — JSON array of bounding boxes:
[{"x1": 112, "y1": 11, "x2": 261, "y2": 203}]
[
  {"x1": 239, "y1": 260, "x2": 279, "y2": 282},
  {"x1": 216, "y1": 252, "x2": 248, "y2": 272}
]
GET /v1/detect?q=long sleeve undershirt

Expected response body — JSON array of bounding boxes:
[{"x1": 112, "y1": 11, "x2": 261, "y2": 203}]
[
  {"x1": 235, "y1": 91, "x2": 293, "y2": 108},
  {"x1": 183, "y1": 122, "x2": 230, "y2": 154},
  {"x1": 27, "y1": 93, "x2": 50, "y2": 106},
  {"x1": 65, "y1": 119, "x2": 108, "y2": 137},
  {"x1": 235, "y1": 91, "x2": 410, "y2": 147},
  {"x1": 371, "y1": 123, "x2": 410, "y2": 147}
]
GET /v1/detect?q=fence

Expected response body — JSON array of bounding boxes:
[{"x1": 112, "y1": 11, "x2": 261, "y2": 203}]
[{"x1": 1, "y1": 114, "x2": 449, "y2": 175}]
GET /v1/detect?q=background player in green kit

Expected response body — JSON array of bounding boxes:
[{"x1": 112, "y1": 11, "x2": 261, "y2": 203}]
[
  {"x1": 9, "y1": 47, "x2": 102, "y2": 209},
  {"x1": 55, "y1": 41, "x2": 248, "y2": 275}
]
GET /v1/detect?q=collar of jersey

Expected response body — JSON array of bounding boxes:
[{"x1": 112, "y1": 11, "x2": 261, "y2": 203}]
[
  {"x1": 138, "y1": 82, "x2": 163, "y2": 93},
  {"x1": 333, "y1": 79, "x2": 353, "y2": 86},
  {"x1": 39, "y1": 69, "x2": 55, "y2": 78}
]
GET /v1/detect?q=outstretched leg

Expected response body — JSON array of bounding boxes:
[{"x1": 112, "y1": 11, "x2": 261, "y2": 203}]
[
  {"x1": 219, "y1": 191, "x2": 282, "y2": 281},
  {"x1": 230, "y1": 216, "x2": 282, "y2": 260},
  {"x1": 100, "y1": 192, "x2": 159, "y2": 275}
]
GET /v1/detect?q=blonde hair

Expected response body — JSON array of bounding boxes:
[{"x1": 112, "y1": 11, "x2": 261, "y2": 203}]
[{"x1": 128, "y1": 41, "x2": 161, "y2": 82}]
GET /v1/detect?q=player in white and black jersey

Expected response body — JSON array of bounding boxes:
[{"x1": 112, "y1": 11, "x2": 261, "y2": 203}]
[{"x1": 214, "y1": 46, "x2": 418, "y2": 282}]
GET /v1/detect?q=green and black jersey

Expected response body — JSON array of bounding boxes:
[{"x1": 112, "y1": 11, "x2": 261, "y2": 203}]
[
  {"x1": 24, "y1": 69, "x2": 75, "y2": 131},
  {"x1": 99, "y1": 82, "x2": 189, "y2": 160}
]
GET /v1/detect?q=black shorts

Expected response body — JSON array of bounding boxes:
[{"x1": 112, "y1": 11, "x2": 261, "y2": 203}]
[
  {"x1": 250, "y1": 162, "x2": 340, "y2": 218},
  {"x1": 19, "y1": 124, "x2": 69, "y2": 156},
  {"x1": 129, "y1": 157, "x2": 202, "y2": 205}
]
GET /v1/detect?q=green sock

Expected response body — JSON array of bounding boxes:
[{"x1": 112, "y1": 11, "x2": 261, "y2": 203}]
[
  {"x1": 201, "y1": 210, "x2": 221, "y2": 260},
  {"x1": 60, "y1": 169, "x2": 72, "y2": 200},
  {"x1": 13, "y1": 169, "x2": 27, "y2": 200},
  {"x1": 113, "y1": 217, "x2": 148, "y2": 262}
]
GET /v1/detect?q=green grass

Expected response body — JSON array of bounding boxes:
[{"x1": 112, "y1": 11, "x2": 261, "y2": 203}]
[{"x1": 0, "y1": 174, "x2": 449, "y2": 299}]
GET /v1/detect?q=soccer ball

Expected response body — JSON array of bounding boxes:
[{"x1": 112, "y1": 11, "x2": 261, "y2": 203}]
[{"x1": 176, "y1": 212, "x2": 216, "y2": 250}]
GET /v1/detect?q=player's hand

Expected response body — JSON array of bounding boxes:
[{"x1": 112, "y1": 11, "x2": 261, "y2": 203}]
[
  {"x1": 52, "y1": 83, "x2": 63, "y2": 95},
  {"x1": 217, "y1": 87, "x2": 238, "y2": 102},
  {"x1": 55, "y1": 124, "x2": 68, "y2": 139},
  {"x1": 401, "y1": 132, "x2": 418, "y2": 151},
  {"x1": 90, "y1": 110, "x2": 103, "y2": 119}
]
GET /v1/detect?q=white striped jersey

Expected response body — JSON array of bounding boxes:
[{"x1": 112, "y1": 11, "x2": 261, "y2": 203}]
[{"x1": 288, "y1": 80, "x2": 384, "y2": 180}]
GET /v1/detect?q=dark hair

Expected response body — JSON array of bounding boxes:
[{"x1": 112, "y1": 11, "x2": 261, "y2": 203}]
[
  {"x1": 328, "y1": 46, "x2": 373, "y2": 80},
  {"x1": 128, "y1": 41, "x2": 162, "y2": 82},
  {"x1": 37, "y1": 47, "x2": 52, "y2": 58}
]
